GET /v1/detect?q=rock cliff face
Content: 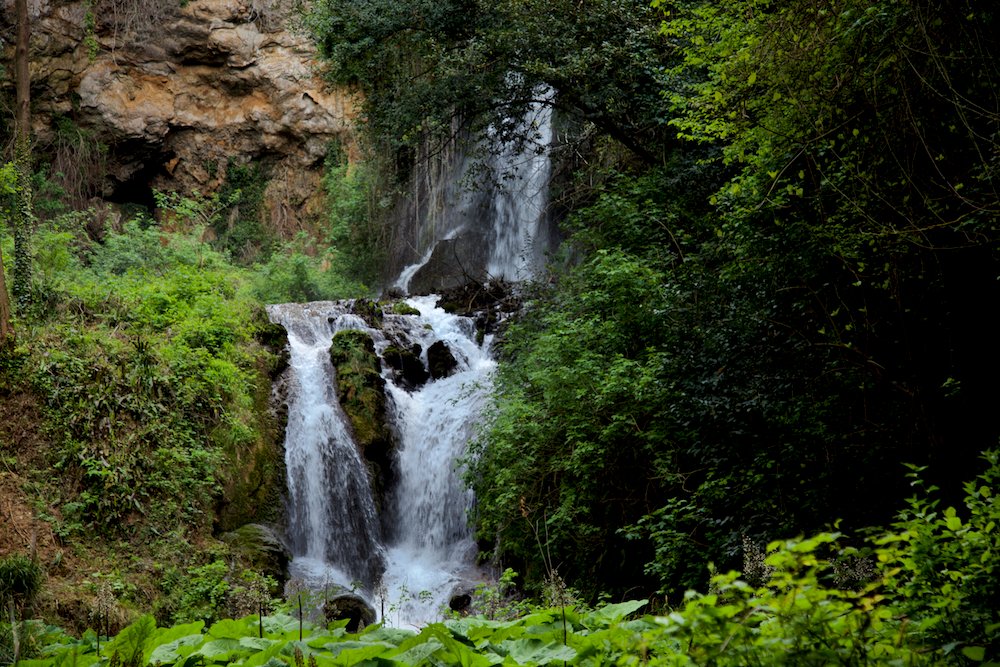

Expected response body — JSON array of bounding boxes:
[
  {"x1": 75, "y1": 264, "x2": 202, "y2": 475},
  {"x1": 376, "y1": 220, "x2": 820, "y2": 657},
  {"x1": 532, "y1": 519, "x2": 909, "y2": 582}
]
[{"x1": 1, "y1": 0, "x2": 356, "y2": 232}]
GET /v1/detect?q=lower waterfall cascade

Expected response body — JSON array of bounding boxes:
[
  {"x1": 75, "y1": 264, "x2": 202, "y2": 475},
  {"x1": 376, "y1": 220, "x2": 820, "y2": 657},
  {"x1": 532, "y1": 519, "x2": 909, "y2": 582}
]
[{"x1": 268, "y1": 296, "x2": 497, "y2": 627}]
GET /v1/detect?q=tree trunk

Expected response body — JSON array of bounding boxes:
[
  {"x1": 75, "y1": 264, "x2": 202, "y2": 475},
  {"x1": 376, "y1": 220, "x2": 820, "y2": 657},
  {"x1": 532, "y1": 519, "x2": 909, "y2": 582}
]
[
  {"x1": 13, "y1": 0, "x2": 33, "y2": 313},
  {"x1": 0, "y1": 245, "x2": 12, "y2": 344},
  {"x1": 15, "y1": 0, "x2": 29, "y2": 137}
]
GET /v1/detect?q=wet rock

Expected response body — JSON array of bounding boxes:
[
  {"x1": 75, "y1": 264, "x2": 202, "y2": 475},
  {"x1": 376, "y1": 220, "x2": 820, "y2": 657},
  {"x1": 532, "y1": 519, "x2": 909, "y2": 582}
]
[
  {"x1": 382, "y1": 343, "x2": 429, "y2": 389},
  {"x1": 323, "y1": 593, "x2": 376, "y2": 633},
  {"x1": 427, "y1": 340, "x2": 458, "y2": 380},
  {"x1": 448, "y1": 589, "x2": 473, "y2": 612},
  {"x1": 436, "y1": 280, "x2": 521, "y2": 344}
]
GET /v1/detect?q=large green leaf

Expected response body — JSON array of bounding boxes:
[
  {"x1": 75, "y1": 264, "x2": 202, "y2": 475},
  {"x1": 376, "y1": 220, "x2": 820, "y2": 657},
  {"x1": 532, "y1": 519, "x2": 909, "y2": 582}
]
[
  {"x1": 195, "y1": 637, "x2": 247, "y2": 661},
  {"x1": 503, "y1": 638, "x2": 577, "y2": 665},
  {"x1": 144, "y1": 621, "x2": 205, "y2": 664},
  {"x1": 107, "y1": 615, "x2": 157, "y2": 665},
  {"x1": 585, "y1": 600, "x2": 647, "y2": 625},
  {"x1": 236, "y1": 641, "x2": 285, "y2": 667},
  {"x1": 207, "y1": 618, "x2": 256, "y2": 640},
  {"x1": 328, "y1": 643, "x2": 396, "y2": 666},
  {"x1": 147, "y1": 634, "x2": 205, "y2": 665}
]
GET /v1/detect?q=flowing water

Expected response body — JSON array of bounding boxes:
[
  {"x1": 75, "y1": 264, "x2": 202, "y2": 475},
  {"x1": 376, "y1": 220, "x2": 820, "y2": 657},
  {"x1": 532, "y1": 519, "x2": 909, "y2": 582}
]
[
  {"x1": 269, "y1": 303, "x2": 386, "y2": 591},
  {"x1": 487, "y1": 93, "x2": 554, "y2": 282},
  {"x1": 268, "y1": 297, "x2": 495, "y2": 626},
  {"x1": 271, "y1": 98, "x2": 551, "y2": 626},
  {"x1": 393, "y1": 93, "x2": 554, "y2": 292}
]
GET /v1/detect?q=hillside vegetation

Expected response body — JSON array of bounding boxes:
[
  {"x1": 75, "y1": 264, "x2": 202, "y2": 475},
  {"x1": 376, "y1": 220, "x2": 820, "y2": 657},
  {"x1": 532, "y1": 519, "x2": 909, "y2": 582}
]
[{"x1": 0, "y1": 175, "x2": 366, "y2": 634}]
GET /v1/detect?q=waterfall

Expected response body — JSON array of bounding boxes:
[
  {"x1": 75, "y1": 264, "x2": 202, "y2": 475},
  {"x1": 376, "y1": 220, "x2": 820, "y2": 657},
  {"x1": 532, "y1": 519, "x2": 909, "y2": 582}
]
[
  {"x1": 269, "y1": 298, "x2": 495, "y2": 626},
  {"x1": 392, "y1": 92, "x2": 555, "y2": 294},
  {"x1": 380, "y1": 295, "x2": 494, "y2": 625},
  {"x1": 270, "y1": 96, "x2": 550, "y2": 626},
  {"x1": 486, "y1": 92, "x2": 554, "y2": 282},
  {"x1": 267, "y1": 303, "x2": 386, "y2": 591}
]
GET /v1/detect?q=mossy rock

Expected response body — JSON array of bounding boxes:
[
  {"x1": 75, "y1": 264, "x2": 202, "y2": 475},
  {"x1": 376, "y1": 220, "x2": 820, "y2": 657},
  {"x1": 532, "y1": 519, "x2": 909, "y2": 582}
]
[
  {"x1": 350, "y1": 298, "x2": 384, "y2": 328},
  {"x1": 324, "y1": 592, "x2": 376, "y2": 633},
  {"x1": 214, "y1": 323, "x2": 287, "y2": 532},
  {"x1": 220, "y1": 523, "x2": 290, "y2": 584},
  {"x1": 390, "y1": 301, "x2": 421, "y2": 316},
  {"x1": 329, "y1": 330, "x2": 395, "y2": 513},
  {"x1": 255, "y1": 319, "x2": 290, "y2": 378},
  {"x1": 329, "y1": 330, "x2": 388, "y2": 450}
]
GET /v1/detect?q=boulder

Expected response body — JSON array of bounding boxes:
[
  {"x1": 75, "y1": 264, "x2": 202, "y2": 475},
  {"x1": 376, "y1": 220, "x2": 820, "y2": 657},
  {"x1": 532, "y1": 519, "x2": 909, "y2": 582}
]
[
  {"x1": 383, "y1": 343, "x2": 429, "y2": 389},
  {"x1": 323, "y1": 593, "x2": 376, "y2": 633},
  {"x1": 220, "y1": 523, "x2": 291, "y2": 584},
  {"x1": 427, "y1": 340, "x2": 458, "y2": 380}
]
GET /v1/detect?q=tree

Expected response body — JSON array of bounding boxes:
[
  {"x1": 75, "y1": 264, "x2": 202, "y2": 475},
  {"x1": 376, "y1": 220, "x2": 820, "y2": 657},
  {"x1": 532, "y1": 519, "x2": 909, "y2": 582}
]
[
  {"x1": 304, "y1": 0, "x2": 673, "y2": 166},
  {"x1": 11, "y1": 0, "x2": 33, "y2": 312},
  {"x1": 471, "y1": 0, "x2": 1000, "y2": 600}
]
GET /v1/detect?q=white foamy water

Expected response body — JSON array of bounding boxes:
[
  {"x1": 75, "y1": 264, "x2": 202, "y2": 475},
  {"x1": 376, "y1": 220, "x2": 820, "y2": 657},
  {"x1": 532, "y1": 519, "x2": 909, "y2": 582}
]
[
  {"x1": 379, "y1": 295, "x2": 495, "y2": 626},
  {"x1": 487, "y1": 91, "x2": 554, "y2": 282},
  {"x1": 269, "y1": 296, "x2": 494, "y2": 626}
]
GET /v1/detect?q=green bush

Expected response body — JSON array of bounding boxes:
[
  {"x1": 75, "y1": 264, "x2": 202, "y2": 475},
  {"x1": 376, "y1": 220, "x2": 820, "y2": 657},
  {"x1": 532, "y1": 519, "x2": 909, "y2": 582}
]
[
  {"x1": 5, "y1": 214, "x2": 282, "y2": 539},
  {"x1": 0, "y1": 554, "x2": 42, "y2": 609},
  {"x1": 251, "y1": 235, "x2": 368, "y2": 304}
]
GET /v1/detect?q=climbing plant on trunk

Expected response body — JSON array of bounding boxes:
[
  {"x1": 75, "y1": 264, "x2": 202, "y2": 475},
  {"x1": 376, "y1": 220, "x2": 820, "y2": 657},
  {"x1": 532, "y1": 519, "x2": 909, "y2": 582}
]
[
  {"x1": 12, "y1": 0, "x2": 34, "y2": 313},
  {"x1": 0, "y1": 163, "x2": 15, "y2": 344}
]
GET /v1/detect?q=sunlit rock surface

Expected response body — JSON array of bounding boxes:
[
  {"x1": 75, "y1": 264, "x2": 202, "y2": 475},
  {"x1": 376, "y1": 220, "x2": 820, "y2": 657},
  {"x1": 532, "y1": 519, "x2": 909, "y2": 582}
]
[{"x1": 1, "y1": 0, "x2": 357, "y2": 231}]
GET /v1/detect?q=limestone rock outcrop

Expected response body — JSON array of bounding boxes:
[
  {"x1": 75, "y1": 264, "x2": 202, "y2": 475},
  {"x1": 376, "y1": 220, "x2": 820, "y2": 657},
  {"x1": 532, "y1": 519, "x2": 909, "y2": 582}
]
[{"x1": 1, "y1": 0, "x2": 357, "y2": 231}]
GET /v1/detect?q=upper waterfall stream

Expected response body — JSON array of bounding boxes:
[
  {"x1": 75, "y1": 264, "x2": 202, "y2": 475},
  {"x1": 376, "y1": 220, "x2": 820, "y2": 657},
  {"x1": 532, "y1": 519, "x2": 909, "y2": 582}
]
[
  {"x1": 392, "y1": 92, "x2": 554, "y2": 293},
  {"x1": 268, "y1": 297, "x2": 495, "y2": 627}
]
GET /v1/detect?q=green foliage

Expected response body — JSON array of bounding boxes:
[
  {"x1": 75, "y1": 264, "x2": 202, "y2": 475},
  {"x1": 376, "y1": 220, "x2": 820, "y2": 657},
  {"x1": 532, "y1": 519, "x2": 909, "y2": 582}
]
[
  {"x1": 2, "y1": 210, "x2": 284, "y2": 540},
  {"x1": 473, "y1": 161, "x2": 883, "y2": 598},
  {"x1": 31, "y1": 115, "x2": 108, "y2": 218},
  {"x1": 86, "y1": 217, "x2": 229, "y2": 276},
  {"x1": 17, "y1": 457, "x2": 1000, "y2": 664},
  {"x1": 0, "y1": 162, "x2": 16, "y2": 198},
  {"x1": 305, "y1": 0, "x2": 671, "y2": 164},
  {"x1": 10, "y1": 136, "x2": 34, "y2": 314},
  {"x1": 0, "y1": 554, "x2": 42, "y2": 609},
  {"x1": 162, "y1": 562, "x2": 232, "y2": 626},
  {"x1": 468, "y1": 0, "x2": 1000, "y2": 608},
  {"x1": 875, "y1": 450, "x2": 1000, "y2": 661},
  {"x1": 250, "y1": 234, "x2": 368, "y2": 305},
  {"x1": 471, "y1": 248, "x2": 680, "y2": 594},
  {"x1": 322, "y1": 145, "x2": 382, "y2": 287},
  {"x1": 214, "y1": 160, "x2": 273, "y2": 264},
  {"x1": 154, "y1": 189, "x2": 234, "y2": 235}
]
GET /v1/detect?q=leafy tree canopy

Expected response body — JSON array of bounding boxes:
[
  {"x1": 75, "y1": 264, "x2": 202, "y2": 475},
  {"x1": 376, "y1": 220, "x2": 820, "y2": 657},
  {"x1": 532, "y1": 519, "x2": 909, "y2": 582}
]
[{"x1": 304, "y1": 0, "x2": 673, "y2": 164}]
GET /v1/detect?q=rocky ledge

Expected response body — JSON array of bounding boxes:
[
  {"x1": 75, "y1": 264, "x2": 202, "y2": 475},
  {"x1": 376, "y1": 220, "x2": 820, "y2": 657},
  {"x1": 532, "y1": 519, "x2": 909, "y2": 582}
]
[{"x1": 1, "y1": 0, "x2": 357, "y2": 229}]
